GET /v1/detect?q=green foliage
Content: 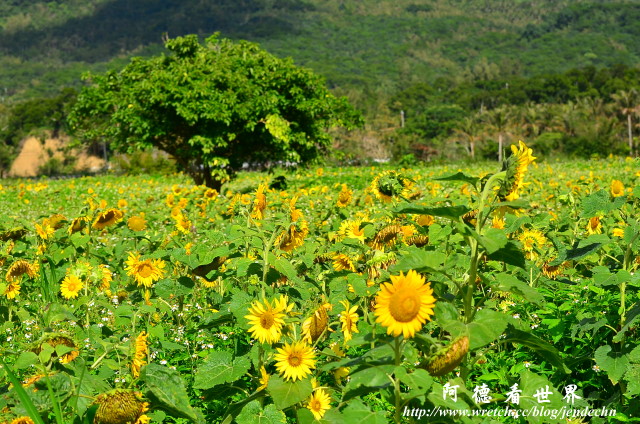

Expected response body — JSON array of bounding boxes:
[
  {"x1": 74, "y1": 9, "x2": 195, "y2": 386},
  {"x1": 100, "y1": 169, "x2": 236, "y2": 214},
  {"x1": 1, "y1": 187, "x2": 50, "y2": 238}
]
[{"x1": 69, "y1": 34, "x2": 362, "y2": 189}]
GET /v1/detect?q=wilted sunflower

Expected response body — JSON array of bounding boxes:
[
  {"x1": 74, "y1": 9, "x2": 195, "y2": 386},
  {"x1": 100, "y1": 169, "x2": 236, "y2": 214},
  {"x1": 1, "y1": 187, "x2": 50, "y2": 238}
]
[
  {"x1": 278, "y1": 221, "x2": 308, "y2": 252},
  {"x1": 60, "y1": 275, "x2": 84, "y2": 299},
  {"x1": 131, "y1": 332, "x2": 148, "y2": 379},
  {"x1": 48, "y1": 214, "x2": 67, "y2": 229},
  {"x1": 498, "y1": 140, "x2": 536, "y2": 201},
  {"x1": 37, "y1": 333, "x2": 79, "y2": 364},
  {"x1": 92, "y1": 208, "x2": 124, "y2": 230},
  {"x1": 245, "y1": 296, "x2": 292, "y2": 344},
  {"x1": 332, "y1": 253, "x2": 356, "y2": 272},
  {"x1": 306, "y1": 388, "x2": 331, "y2": 420},
  {"x1": 586, "y1": 216, "x2": 603, "y2": 235},
  {"x1": 370, "y1": 225, "x2": 402, "y2": 251},
  {"x1": 336, "y1": 184, "x2": 353, "y2": 208},
  {"x1": 274, "y1": 341, "x2": 316, "y2": 381},
  {"x1": 610, "y1": 180, "x2": 625, "y2": 197},
  {"x1": 93, "y1": 389, "x2": 150, "y2": 424},
  {"x1": 541, "y1": 260, "x2": 568, "y2": 279},
  {"x1": 6, "y1": 260, "x2": 39, "y2": 282},
  {"x1": 339, "y1": 300, "x2": 359, "y2": 343},
  {"x1": 125, "y1": 252, "x2": 166, "y2": 288},
  {"x1": 0, "y1": 227, "x2": 27, "y2": 241},
  {"x1": 374, "y1": 270, "x2": 436, "y2": 339}
]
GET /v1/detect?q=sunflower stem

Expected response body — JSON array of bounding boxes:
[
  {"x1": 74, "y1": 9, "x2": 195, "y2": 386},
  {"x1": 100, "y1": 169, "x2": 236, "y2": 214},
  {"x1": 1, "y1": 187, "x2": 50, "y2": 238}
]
[{"x1": 392, "y1": 337, "x2": 404, "y2": 424}]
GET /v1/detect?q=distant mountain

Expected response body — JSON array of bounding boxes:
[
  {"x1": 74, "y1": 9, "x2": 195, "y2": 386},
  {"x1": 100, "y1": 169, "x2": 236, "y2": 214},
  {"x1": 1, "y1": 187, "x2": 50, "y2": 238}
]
[{"x1": 1, "y1": 0, "x2": 639, "y2": 104}]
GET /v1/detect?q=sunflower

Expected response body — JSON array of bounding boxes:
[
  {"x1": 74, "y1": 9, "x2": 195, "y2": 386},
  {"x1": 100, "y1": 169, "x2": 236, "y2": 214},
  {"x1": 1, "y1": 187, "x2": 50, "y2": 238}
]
[
  {"x1": 250, "y1": 184, "x2": 268, "y2": 220},
  {"x1": 333, "y1": 366, "x2": 350, "y2": 384},
  {"x1": 3, "y1": 280, "x2": 21, "y2": 299},
  {"x1": 332, "y1": 253, "x2": 356, "y2": 272},
  {"x1": 498, "y1": 140, "x2": 536, "y2": 202},
  {"x1": 306, "y1": 388, "x2": 331, "y2": 420},
  {"x1": 10, "y1": 417, "x2": 35, "y2": 424},
  {"x1": 257, "y1": 366, "x2": 270, "y2": 391},
  {"x1": 35, "y1": 220, "x2": 55, "y2": 240},
  {"x1": 611, "y1": 180, "x2": 625, "y2": 197},
  {"x1": 93, "y1": 389, "x2": 150, "y2": 424},
  {"x1": 336, "y1": 184, "x2": 353, "y2": 208},
  {"x1": 93, "y1": 208, "x2": 124, "y2": 230},
  {"x1": 338, "y1": 219, "x2": 366, "y2": 242},
  {"x1": 40, "y1": 334, "x2": 79, "y2": 364},
  {"x1": 339, "y1": 300, "x2": 359, "y2": 343},
  {"x1": 125, "y1": 252, "x2": 166, "y2": 288},
  {"x1": 369, "y1": 171, "x2": 412, "y2": 203},
  {"x1": 612, "y1": 227, "x2": 625, "y2": 238},
  {"x1": 302, "y1": 304, "x2": 331, "y2": 343},
  {"x1": 131, "y1": 332, "x2": 148, "y2": 379},
  {"x1": 278, "y1": 221, "x2": 308, "y2": 252},
  {"x1": 60, "y1": 275, "x2": 84, "y2": 299},
  {"x1": 274, "y1": 341, "x2": 316, "y2": 381},
  {"x1": 415, "y1": 214, "x2": 435, "y2": 227},
  {"x1": 127, "y1": 215, "x2": 147, "y2": 232},
  {"x1": 517, "y1": 229, "x2": 547, "y2": 260},
  {"x1": 541, "y1": 261, "x2": 568, "y2": 279},
  {"x1": 586, "y1": 216, "x2": 602, "y2": 235},
  {"x1": 67, "y1": 216, "x2": 89, "y2": 235},
  {"x1": 245, "y1": 296, "x2": 292, "y2": 344},
  {"x1": 370, "y1": 225, "x2": 402, "y2": 251},
  {"x1": 374, "y1": 270, "x2": 436, "y2": 339},
  {"x1": 6, "y1": 260, "x2": 39, "y2": 282},
  {"x1": 173, "y1": 213, "x2": 192, "y2": 234}
]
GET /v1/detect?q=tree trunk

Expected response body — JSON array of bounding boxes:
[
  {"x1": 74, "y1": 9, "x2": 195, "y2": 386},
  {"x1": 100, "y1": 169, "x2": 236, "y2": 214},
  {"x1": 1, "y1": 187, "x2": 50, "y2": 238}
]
[
  {"x1": 498, "y1": 133, "x2": 503, "y2": 162},
  {"x1": 627, "y1": 113, "x2": 633, "y2": 156},
  {"x1": 469, "y1": 140, "x2": 475, "y2": 159}
]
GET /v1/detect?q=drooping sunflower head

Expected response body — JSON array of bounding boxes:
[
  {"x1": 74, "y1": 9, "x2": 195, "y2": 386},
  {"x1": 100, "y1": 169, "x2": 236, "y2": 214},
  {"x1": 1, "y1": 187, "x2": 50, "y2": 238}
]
[
  {"x1": 332, "y1": 253, "x2": 356, "y2": 272},
  {"x1": 369, "y1": 171, "x2": 413, "y2": 203},
  {"x1": 541, "y1": 260, "x2": 568, "y2": 279},
  {"x1": 93, "y1": 389, "x2": 150, "y2": 424},
  {"x1": 370, "y1": 225, "x2": 402, "y2": 251},
  {"x1": 6, "y1": 260, "x2": 39, "y2": 282},
  {"x1": 278, "y1": 221, "x2": 308, "y2": 252},
  {"x1": 517, "y1": 229, "x2": 547, "y2": 260},
  {"x1": 48, "y1": 214, "x2": 68, "y2": 230},
  {"x1": 586, "y1": 216, "x2": 603, "y2": 235},
  {"x1": 338, "y1": 300, "x2": 359, "y2": 343},
  {"x1": 302, "y1": 304, "x2": 331, "y2": 343},
  {"x1": 36, "y1": 333, "x2": 79, "y2": 364},
  {"x1": 423, "y1": 335, "x2": 470, "y2": 376},
  {"x1": 131, "y1": 332, "x2": 148, "y2": 379},
  {"x1": 250, "y1": 184, "x2": 268, "y2": 220},
  {"x1": 68, "y1": 216, "x2": 89, "y2": 235},
  {"x1": 93, "y1": 209, "x2": 124, "y2": 230},
  {"x1": 498, "y1": 140, "x2": 536, "y2": 201},
  {"x1": 274, "y1": 341, "x2": 316, "y2": 381},
  {"x1": 374, "y1": 270, "x2": 436, "y2": 339},
  {"x1": 0, "y1": 227, "x2": 27, "y2": 242},
  {"x1": 338, "y1": 219, "x2": 366, "y2": 242}
]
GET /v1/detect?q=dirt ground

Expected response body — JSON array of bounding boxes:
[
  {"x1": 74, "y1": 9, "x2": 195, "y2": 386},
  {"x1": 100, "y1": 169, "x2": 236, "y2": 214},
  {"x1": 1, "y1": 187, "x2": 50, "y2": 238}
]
[{"x1": 8, "y1": 135, "x2": 104, "y2": 177}]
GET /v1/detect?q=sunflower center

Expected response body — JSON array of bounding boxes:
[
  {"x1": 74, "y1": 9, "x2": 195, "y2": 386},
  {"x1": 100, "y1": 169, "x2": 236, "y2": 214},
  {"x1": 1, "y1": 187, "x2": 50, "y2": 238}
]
[
  {"x1": 137, "y1": 263, "x2": 154, "y2": 278},
  {"x1": 310, "y1": 399, "x2": 321, "y2": 411},
  {"x1": 388, "y1": 290, "x2": 421, "y2": 323},
  {"x1": 260, "y1": 311, "x2": 275, "y2": 329},
  {"x1": 287, "y1": 352, "x2": 303, "y2": 367}
]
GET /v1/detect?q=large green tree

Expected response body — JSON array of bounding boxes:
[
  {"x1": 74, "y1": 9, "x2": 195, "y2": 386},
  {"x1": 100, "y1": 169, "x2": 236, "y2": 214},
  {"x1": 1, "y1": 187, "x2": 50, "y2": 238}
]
[{"x1": 69, "y1": 34, "x2": 362, "y2": 189}]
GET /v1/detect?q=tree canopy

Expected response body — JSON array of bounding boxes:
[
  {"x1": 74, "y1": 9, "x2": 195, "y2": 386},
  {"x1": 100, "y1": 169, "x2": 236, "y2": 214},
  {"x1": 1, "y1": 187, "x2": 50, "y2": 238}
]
[{"x1": 69, "y1": 33, "x2": 362, "y2": 188}]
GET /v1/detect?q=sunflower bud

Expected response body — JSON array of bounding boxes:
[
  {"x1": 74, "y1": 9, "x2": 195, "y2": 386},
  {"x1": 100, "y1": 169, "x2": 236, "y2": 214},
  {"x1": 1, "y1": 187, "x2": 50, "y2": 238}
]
[{"x1": 423, "y1": 335, "x2": 469, "y2": 376}]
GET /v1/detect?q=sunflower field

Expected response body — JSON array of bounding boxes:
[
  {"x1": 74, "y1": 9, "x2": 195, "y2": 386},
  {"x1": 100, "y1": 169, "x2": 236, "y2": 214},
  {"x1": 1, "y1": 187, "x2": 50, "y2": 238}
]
[{"x1": 1, "y1": 143, "x2": 639, "y2": 424}]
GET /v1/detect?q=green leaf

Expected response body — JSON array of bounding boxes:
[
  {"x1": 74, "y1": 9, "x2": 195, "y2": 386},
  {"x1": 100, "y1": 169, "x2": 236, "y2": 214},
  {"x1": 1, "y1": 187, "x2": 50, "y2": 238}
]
[
  {"x1": 193, "y1": 351, "x2": 251, "y2": 390},
  {"x1": 140, "y1": 363, "x2": 198, "y2": 423},
  {"x1": 341, "y1": 399, "x2": 388, "y2": 424},
  {"x1": 14, "y1": 352, "x2": 39, "y2": 369},
  {"x1": 236, "y1": 401, "x2": 287, "y2": 424},
  {"x1": 1, "y1": 359, "x2": 46, "y2": 424},
  {"x1": 518, "y1": 371, "x2": 564, "y2": 424},
  {"x1": 433, "y1": 172, "x2": 479, "y2": 186},
  {"x1": 594, "y1": 345, "x2": 629, "y2": 385},
  {"x1": 485, "y1": 241, "x2": 525, "y2": 268},
  {"x1": 467, "y1": 309, "x2": 510, "y2": 350},
  {"x1": 394, "y1": 204, "x2": 470, "y2": 220},
  {"x1": 390, "y1": 247, "x2": 446, "y2": 273},
  {"x1": 504, "y1": 326, "x2": 569, "y2": 373},
  {"x1": 493, "y1": 273, "x2": 545, "y2": 306},
  {"x1": 474, "y1": 228, "x2": 508, "y2": 254},
  {"x1": 579, "y1": 189, "x2": 624, "y2": 218},
  {"x1": 266, "y1": 375, "x2": 313, "y2": 410}
]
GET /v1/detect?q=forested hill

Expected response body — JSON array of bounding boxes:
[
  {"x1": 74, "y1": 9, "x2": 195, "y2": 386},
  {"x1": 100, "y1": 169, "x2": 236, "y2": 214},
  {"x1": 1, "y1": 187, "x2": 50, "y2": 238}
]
[{"x1": 1, "y1": 0, "x2": 640, "y2": 103}]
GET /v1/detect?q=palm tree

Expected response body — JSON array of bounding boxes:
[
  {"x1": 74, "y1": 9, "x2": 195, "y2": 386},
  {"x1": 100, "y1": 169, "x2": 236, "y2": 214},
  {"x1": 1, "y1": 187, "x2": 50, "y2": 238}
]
[
  {"x1": 453, "y1": 115, "x2": 481, "y2": 159},
  {"x1": 483, "y1": 105, "x2": 512, "y2": 162},
  {"x1": 611, "y1": 89, "x2": 640, "y2": 156}
]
